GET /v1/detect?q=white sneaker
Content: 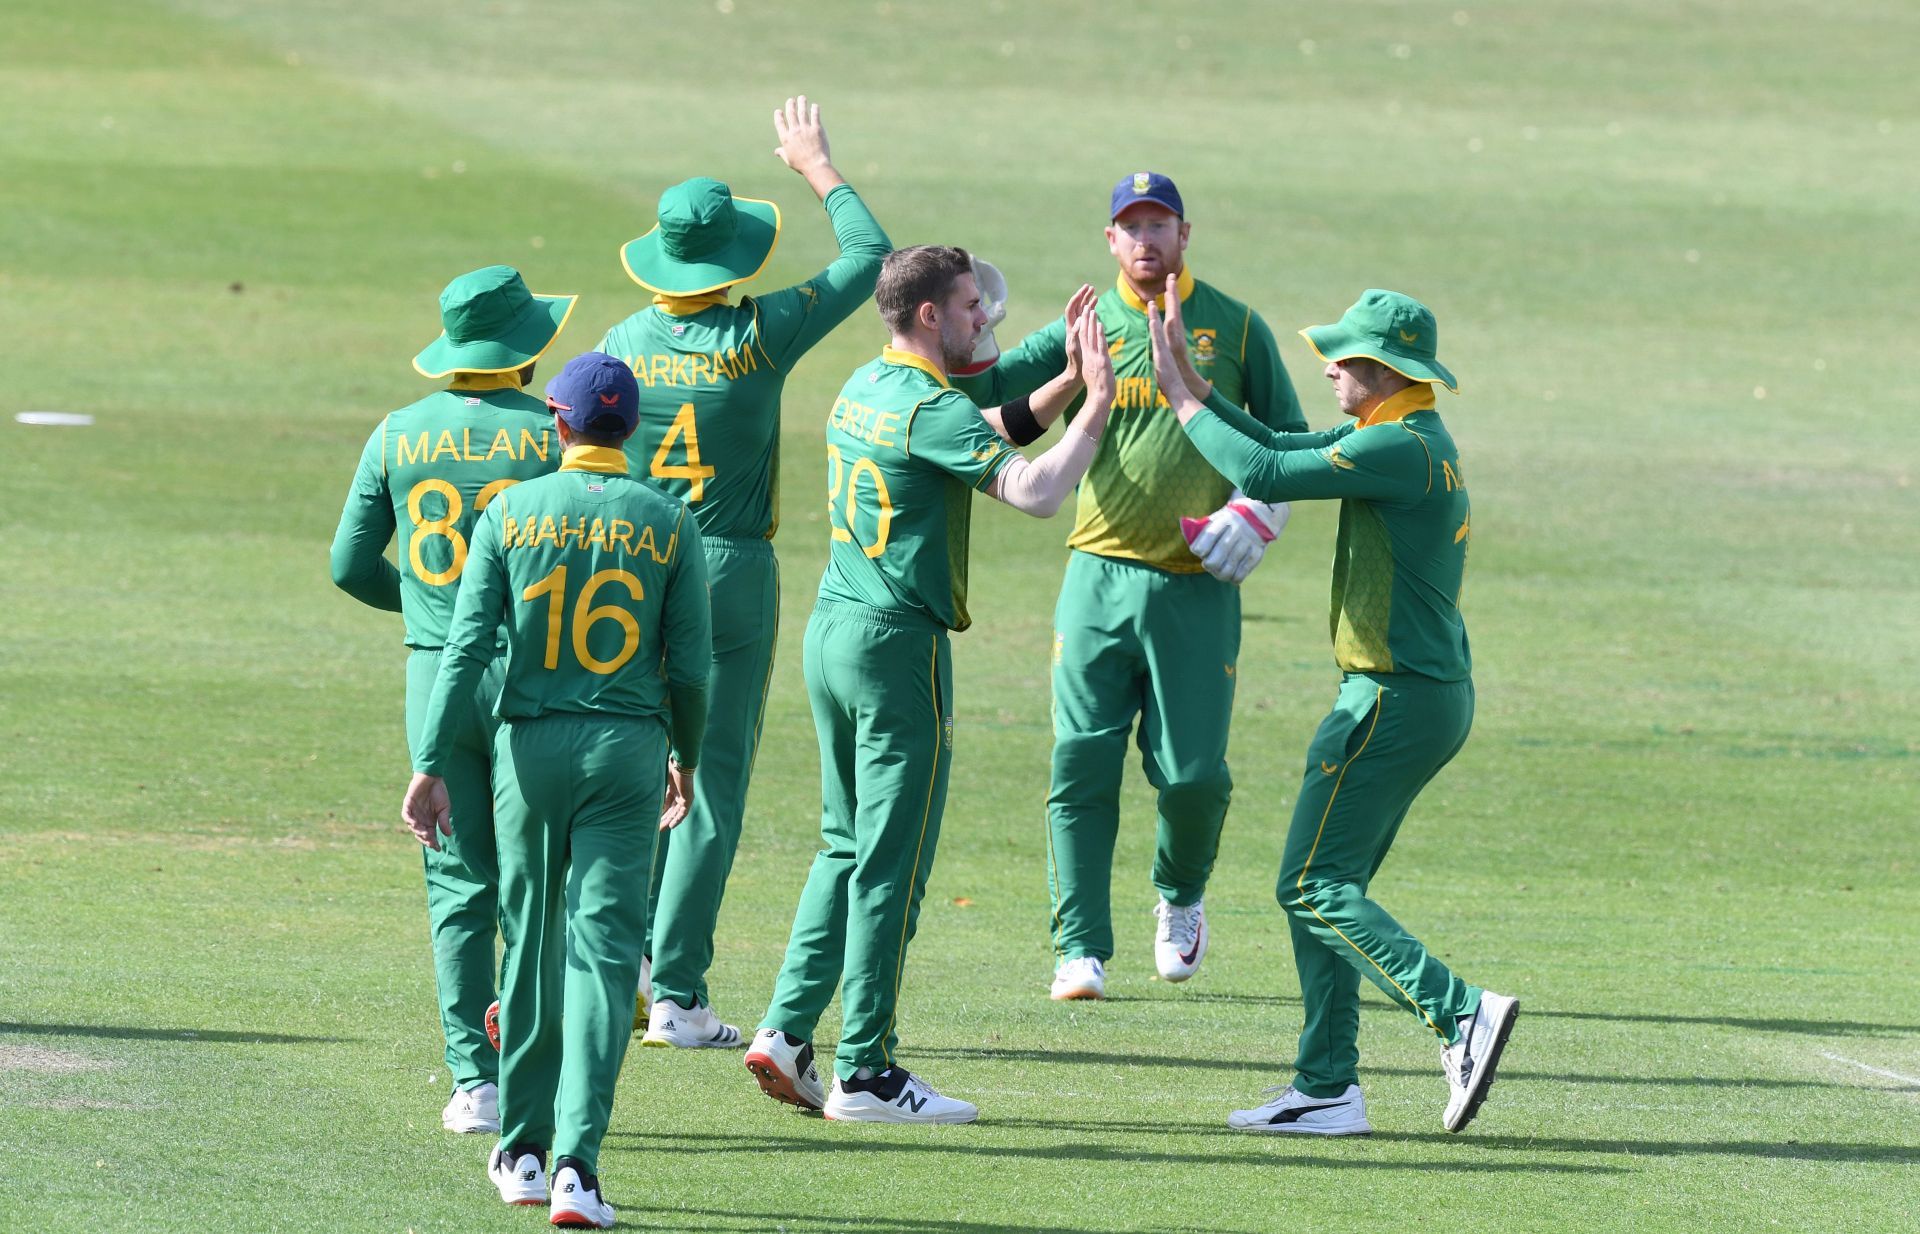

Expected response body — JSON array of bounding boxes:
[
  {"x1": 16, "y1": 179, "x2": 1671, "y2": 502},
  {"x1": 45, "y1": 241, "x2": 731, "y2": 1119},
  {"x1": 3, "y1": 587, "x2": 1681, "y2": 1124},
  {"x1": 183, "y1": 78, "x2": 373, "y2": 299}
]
[
  {"x1": 1153, "y1": 897, "x2": 1208, "y2": 982},
  {"x1": 1442, "y1": 990, "x2": 1520, "y2": 1132},
  {"x1": 642, "y1": 997, "x2": 743, "y2": 1049},
  {"x1": 549, "y1": 1163, "x2": 615, "y2": 1229},
  {"x1": 823, "y1": 1068, "x2": 979, "y2": 1124},
  {"x1": 744, "y1": 1028, "x2": 826, "y2": 1110},
  {"x1": 1227, "y1": 1083, "x2": 1371, "y2": 1135},
  {"x1": 1050, "y1": 956, "x2": 1106, "y2": 1000},
  {"x1": 631, "y1": 955, "x2": 652, "y2": 1033},
  {"x1": 487, "y1": 1146, "x2": 547, "y2": 1206},
  {"x1": 442, "y1": 1081, "x2": 500, "y2": 1134}
]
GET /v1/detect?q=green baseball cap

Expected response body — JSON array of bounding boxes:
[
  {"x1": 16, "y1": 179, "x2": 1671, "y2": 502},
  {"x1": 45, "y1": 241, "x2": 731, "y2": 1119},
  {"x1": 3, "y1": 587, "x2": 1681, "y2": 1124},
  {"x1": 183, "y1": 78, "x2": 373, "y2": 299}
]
[
  {"x1": 1300, "y1": 289, "x2": 1458, "y2": 392},
  {"x1": 621, "y1": 177, "x2": 781, "y2": 296},
  {"x1": 412, "y1": 265, "x2": 577, "y2": 379}
]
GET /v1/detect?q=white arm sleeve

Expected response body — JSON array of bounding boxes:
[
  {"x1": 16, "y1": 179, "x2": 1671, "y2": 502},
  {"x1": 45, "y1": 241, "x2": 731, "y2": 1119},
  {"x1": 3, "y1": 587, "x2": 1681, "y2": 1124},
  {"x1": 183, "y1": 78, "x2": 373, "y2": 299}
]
[{"x1": 984, "y1": 425, "x2": 1099, "y2": 518}]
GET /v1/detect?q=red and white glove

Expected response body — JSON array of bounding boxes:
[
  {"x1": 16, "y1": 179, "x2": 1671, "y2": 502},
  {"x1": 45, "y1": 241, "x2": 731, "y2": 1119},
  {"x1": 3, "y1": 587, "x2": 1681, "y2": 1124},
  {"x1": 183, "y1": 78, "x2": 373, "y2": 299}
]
[
  {"x1": 1180, "y1": 493, "x2": 1290, "y2": 584},
  {"x1": 951, "y1": 257, "x2": 1009, "y2": 378}
]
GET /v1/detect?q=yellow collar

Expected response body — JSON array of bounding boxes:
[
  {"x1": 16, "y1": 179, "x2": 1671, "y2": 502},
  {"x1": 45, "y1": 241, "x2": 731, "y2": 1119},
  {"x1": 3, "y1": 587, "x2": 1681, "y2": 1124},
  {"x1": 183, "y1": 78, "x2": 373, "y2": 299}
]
[
  {"x1": 881, "y1": 346, "x2": 951, "y2": 389},
  {"x1": 1115, "y1": 266, "x2": 1195, "y2": 314},
  {"x1": 448, "y1": 371, "x2": 526, "y2": 392},
  {"x1": 559, "y1": 445, "x2": 630, "y2": 474},
  {"x1": 1356, "y1": 383, "x2": 1436, "y2": 428},
  {"x1": 653, "y1": 291, "x2": 729, "y2": 317}
]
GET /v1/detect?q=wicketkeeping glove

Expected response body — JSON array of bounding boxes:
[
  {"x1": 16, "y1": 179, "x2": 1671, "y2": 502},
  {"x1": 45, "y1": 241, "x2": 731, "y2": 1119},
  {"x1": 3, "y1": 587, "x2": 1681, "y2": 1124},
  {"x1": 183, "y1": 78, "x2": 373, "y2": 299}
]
[
  {"x1": 1179, "y1": 494, "x2": 1291, "y2": 584},
  {"x1": 951, "y1": 257, "x2": 1009, "y2": 377}
]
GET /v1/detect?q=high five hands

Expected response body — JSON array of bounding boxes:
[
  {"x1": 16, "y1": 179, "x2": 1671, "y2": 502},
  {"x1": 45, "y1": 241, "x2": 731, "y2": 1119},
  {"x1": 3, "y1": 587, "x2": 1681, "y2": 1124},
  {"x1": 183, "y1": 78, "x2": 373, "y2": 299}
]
[{"x1": 1145, "y1": 274, "x2": 1209, "y2": 423}]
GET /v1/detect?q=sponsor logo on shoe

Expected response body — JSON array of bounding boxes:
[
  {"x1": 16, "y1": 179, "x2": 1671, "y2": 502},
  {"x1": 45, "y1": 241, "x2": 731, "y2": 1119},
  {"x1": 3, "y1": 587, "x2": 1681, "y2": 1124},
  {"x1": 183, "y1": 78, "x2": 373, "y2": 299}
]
[
  {"x1": 898, "y1": 1090, "x2": 929, "y2": 1113},
  {"x1": 1270, "y1": 1100, "x2": 1349, "y2": 1124}
]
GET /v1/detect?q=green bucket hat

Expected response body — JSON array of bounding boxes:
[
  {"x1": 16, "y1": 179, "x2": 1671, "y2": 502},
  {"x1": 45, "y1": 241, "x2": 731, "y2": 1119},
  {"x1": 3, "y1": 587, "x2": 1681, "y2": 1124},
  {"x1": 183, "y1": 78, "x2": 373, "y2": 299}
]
[
  {"x1": 621, "y1": 177, "x2": 782, "y2": 296},
  {"x1": 413, "y1": 265, "x2": 577, "y2": 379},
  {"x1": 1300, "y1": 289, "x2": 1458, "y2": 392}
]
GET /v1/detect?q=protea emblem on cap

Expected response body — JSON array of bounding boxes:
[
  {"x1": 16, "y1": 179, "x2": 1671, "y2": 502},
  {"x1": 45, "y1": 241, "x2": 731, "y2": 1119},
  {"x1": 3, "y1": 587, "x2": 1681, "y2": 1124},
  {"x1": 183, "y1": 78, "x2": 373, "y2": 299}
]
[{"x1": 1132, "y1": 172, "x2": 1152, "y2": 194}]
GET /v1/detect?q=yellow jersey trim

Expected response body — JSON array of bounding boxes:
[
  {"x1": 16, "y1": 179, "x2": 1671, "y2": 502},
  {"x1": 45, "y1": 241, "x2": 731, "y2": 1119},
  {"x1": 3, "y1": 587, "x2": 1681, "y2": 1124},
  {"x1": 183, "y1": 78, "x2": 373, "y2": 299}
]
[
  {"x1": 1355, "y1": 383, "x2": 1436, "y2": 428},
  {"x1": 1114, "y1": 265, "x2": 1196, "y2": 314},
  {"x1": 448, "y1": 371, "x2": 528, "y2": 392},
  {"x1": 881, "y1": 346, "x2": 952, "y2": 389},
  {"x1": 559, "y1": 445, "x2": 630, "y2": 474},
  {"x1": 619, "y1": 197, "x2": 784, "y2": 296},
  {"x1": 412, "y1": 294, "x2": 578, "y2": 379},
  {"x1": 651, "y1": 291, "x2": 729, "y2": 316}
]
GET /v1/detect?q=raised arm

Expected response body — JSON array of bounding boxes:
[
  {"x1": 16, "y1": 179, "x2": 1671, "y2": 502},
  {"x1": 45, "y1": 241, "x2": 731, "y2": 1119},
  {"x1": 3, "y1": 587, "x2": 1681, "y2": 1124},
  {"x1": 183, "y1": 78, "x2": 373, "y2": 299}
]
[
  {"x1": 328, "y1": 424, "x2": 402, "y2": 612},
  {"x1": 978, "y1": 283, "x2": 1096, "y2": 446},
  {"x1": 985, "y1": 311, "x2": 1115, "y2": 517},
  {"x1": 757, "y1": 96, "x2": 894, "y2": 369}
]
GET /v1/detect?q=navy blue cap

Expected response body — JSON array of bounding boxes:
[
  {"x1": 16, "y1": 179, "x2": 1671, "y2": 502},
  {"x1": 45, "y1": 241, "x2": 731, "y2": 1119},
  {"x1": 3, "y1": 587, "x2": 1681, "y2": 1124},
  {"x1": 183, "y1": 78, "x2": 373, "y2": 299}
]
[
  {"x1": 545, "y1": 352, "x2": 640, "y2": 436},
  {"x1": 1109, "y1": 171, "x2": 1184, "y2": 221}
]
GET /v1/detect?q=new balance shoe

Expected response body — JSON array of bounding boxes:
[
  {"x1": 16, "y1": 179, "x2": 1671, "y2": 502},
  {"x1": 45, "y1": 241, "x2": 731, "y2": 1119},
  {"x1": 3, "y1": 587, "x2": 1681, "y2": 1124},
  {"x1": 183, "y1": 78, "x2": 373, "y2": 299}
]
[
  {"x1": 1442, "y1": 990, "x2": 1520, "y2": 1132},
  {"x1": 631, "y1": 955, "x2": 652, "y2": 1033},
  {"x1": 642, "y1": 998, "x2": 743, "y2": 1049},
  {"x1": 442, "y1": 1081, "x2": 500, "y2": 1134},
  {"x1": 485, "y1": 1000, "x2": 501, "y2": 1053},
  {"x1": 744, "y1": 1028, "x2": 826, "y2": 1110},
  {"x1": 487, "y1": 1144, "x2": 547, "y2": 1206},
  {"x1": 823, "y1": 1068, "x2": 978, "y2": 1124},
  {"x1": 1050, "y1": 955, "x2": 1106, "y2": 1000},
  {"x1": 549, "y1": 1160, "x2": 615, "y2": 1229},
  {"x1": 1153, "y1": 897, "x2": 1208, "y2": 982},
  {"x1": 1227, "y1": 1084, "x2": 1371, "y2": 1136}
]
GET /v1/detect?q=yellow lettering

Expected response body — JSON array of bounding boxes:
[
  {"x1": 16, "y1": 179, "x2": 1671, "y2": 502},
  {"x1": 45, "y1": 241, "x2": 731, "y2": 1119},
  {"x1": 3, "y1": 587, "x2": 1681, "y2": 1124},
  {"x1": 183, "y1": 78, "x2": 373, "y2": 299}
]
[
  {"x1": 691, "y1": 353, "x2": 713, "y2": 384},
  {"x1": 649, "y1": 355, "x2": 671, "y2": 388},
  {"x1": 669, "y1": 353, "x2": 690, "y2": 385},
  {"x1": 520, "y1": 428, "x2": 551, "y2": 462},
  {"x1": 609, "y1": 518, "x2": 637, "y2": 555},
  {"x1": 486, "y1": 428, "x2": 514, "y2": 460},
  {"x1": 638, "y1": 524, "x2": 658, "y2": 559},
  {"x1": 535, "y1": 515, "x2": 560, "y2": 547},
  {"x1": 1442, "y1": 459, "x2": 1463, "y2": 491},
  {"x1": 871, "y1": 410, "x2": 901, "y2": 447},
  {"x1": 396, "y1": 432, "x2": 429, "y2": 468},
  {"x1": 729, "y1": 345, "x2": 757, "y2": 377},
  {"x1": 431, "y1": 429, "x2": 460, "y2": 462}
]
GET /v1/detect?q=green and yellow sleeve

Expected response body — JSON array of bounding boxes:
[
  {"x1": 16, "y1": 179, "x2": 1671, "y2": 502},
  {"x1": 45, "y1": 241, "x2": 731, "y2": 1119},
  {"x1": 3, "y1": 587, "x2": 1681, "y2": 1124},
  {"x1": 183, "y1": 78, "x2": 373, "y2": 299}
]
[
  {"x1": 754, "y1": 185, "x2": 893, "y2": 370},
  {"x1": 660, "y1": 508, "x2": 714, "y2": 767},
  {"x1": 328, "y1": 424, "x2": 402, "y2": 612},
  {"x1": 1183, "y1": 391, "x2": 1421, "y2": 504}
]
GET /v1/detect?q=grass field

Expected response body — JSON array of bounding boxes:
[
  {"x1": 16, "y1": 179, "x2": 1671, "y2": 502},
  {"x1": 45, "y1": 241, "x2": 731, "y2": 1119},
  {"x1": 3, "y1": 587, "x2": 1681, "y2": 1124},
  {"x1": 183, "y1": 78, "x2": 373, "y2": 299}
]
[{"x1": 3, "y1": 0, "x2": 1918, "y2": 1230}]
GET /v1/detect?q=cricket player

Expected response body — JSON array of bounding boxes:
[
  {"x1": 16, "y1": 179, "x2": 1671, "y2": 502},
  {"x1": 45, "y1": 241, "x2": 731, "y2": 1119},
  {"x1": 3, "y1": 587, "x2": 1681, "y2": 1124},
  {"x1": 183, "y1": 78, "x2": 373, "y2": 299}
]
[
  {"x1": 597, "y1": 96, "x2": 891, "y2": 1049},
  {"x1": 404, "y1": 351, "x2": 712, "y2": 1225},
  {"x1": 329, "y1": 264, "x2": 574, "y2": 1135},
  {"x1": 954, "y1": 173, "x2": 1307, "y2": 999},
  {"x1": 1144, "y1": 283, "x2": 1519, "y2": 1135},
  {"x1": 743, "y1": 245, "x2": 1114, "y2": 1123}
]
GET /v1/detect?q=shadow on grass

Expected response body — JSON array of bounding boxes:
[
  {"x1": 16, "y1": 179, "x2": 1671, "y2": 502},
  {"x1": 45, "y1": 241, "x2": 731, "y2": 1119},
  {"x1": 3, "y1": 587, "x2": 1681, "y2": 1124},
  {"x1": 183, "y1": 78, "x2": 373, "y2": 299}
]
[
  {"x1": 632, "y1": 1208, "x2": 1263, "y2": 1234},
  {"x1": 1381, "y1": 1132, "x2": 1920, "y2": 1165},
  {"x1": 0, "y1": 1020, "x2": 350, "y2": 1045},
  {"x1": 909, "y1": 1045, "x2": 1875, "y2": 1090},
  {"x1": 609, "y1": 1129, "x2": 1625, "y2": 1175}
]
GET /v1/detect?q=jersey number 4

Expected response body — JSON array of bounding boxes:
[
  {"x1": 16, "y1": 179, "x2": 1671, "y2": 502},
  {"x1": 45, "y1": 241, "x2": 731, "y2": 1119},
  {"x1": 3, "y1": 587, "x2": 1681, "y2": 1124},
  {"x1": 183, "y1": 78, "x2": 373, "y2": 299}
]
[
  {"x1": 520, "y1": 565, "x2": 645, "y2": 675},
  {"x1": 408, "y1": 477, "x2": 519, "y2": 585},
  {"x1": 650, "y1": 403, "x2": 716, "y2": 502}
]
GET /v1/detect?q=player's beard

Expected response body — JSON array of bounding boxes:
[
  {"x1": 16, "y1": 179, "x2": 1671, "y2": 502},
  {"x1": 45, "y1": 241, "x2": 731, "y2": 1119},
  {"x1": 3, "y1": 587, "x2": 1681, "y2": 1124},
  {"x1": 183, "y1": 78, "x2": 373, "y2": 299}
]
[{"x1": 938, "y1": 315, "x2": 977, "y2": 372}]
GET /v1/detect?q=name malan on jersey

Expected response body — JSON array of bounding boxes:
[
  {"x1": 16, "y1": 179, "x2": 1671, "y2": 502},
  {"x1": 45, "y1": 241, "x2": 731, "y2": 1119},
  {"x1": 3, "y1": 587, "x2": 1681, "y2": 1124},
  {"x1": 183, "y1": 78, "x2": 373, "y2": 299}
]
[
  {"x1": 393, "y1": 426, "x2": 554, "y2": 468},
  {"x1": 500, "y1": 513, "x2": 678, "y2": 565},
  {"x1": 617, "y1": 345, "x2": 760, "y2": 390}
]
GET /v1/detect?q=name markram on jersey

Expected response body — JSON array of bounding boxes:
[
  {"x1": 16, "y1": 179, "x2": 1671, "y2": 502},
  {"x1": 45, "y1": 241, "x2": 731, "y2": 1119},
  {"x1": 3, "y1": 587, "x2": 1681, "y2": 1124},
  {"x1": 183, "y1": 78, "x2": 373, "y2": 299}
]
[
  {"x1": 500, "y1": 512, "x2": 679, "y2": 565},
  {"x1": 614, "y1": 344, "x2": 761, "y2": 389}
]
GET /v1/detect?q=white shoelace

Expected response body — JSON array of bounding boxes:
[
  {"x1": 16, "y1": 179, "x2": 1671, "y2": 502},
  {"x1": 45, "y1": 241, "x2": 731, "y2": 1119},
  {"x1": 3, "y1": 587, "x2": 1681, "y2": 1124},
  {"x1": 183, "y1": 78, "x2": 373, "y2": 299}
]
[{"x1": 1156, "y1": 900, "x2": 1201, "y2": 949}]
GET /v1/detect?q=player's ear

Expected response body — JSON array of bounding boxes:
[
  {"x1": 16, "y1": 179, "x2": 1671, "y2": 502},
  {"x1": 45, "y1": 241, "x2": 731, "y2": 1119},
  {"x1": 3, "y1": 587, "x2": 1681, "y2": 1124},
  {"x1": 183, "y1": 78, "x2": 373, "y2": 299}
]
[
  {"x1": 916, "y1": 299, "x2": 940, "y2": 332},
  {"x1": 1177, "y1": 220, "x2": 1191, "y2": 250},
  {"x1": 1105, "y1": 224, "x2": 1121, "y2": 256}
]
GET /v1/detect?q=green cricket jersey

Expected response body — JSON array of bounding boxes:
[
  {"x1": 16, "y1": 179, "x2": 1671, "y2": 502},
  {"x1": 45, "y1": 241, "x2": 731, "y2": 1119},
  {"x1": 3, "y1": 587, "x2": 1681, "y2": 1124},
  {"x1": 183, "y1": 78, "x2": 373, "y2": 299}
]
[
  {"x1": 815, "y1": 348, "x2": 1018, "y2": 632},
  {"x1": 329, "y1": 375, "x2": 559, "y2": 647},
  {"x1": 415, "y1": 446, "x2": 715, "y2": 773},
  {"x1": 597, "y1": 184, "x2": 892, "y2": 541},
  {"x1": 954, "y1": 268, "x2": 1305, "y2": 573},
  {"x1": 1183, "y1": 384, "x2": 1472, "y2": 681}
]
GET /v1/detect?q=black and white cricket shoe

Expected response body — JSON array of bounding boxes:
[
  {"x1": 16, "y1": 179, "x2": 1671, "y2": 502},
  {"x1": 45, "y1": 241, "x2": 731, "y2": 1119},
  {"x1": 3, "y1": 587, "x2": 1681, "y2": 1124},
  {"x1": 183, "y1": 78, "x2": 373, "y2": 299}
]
[
  {"x1": 642, "y1": 998, "x2": 743, "y2": 1049},
  {"x1": 1227, "y1": 1083, "x2": 1371, "y2": 1136},
  {"x1": 1442, "y1": 989, "x2": 1519, "y2": 1132},
  {"x1": 487, "y1": 1144, "x2": 548, "y2": 1206},
  {"x1": 1153, "y1": 897, "x2": 1208, "y2": 982},
  {"x1": 823, "y1": 1067, "x2": 978, "y2": 1124},
  {"x1": 744, "y1": 1028, "x2": 826, "y2": 1110},
  {"x1": 549, "y1": 1159, "x2": 614, "y2": 1229}
]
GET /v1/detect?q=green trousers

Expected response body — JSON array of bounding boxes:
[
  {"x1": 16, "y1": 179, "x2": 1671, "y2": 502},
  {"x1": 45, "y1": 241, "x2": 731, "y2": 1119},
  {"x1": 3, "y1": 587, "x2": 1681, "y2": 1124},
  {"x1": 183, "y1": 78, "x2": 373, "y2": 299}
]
[
  {"x1": 762, "y1": 600, "x2": 953, "y2": 1080},
  {"x1": 405, "y1": 649, "x2": 505, "y2": 1090},
  {"x1": 644, "y1": 539, "x2": 778, "y2": 1009},
  {"x1": 1280, "y1": 672, "x2": 1481, "y2": 1098},
  {"x1": 492, "y1": 712, "x2": 662, "y2": 1172},
  {"x1": 1046, "y1": 551, "x2": 1241, "y2": 963}
]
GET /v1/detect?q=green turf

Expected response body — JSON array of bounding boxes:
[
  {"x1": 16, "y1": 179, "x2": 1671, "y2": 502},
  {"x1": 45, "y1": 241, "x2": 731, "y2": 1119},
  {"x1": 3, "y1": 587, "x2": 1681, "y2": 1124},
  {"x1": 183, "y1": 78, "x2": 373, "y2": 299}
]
[{"x1": 2, "y1": 0, "x2": 1917, "y2": 1229}]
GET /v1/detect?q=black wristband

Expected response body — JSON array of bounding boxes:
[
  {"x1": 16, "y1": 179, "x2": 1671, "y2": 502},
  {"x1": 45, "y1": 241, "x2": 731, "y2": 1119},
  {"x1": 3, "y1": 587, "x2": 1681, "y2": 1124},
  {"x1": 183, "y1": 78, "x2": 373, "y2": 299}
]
[{"x1": 999, "y1": 395, "x2": 1044, "y2": 447}]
